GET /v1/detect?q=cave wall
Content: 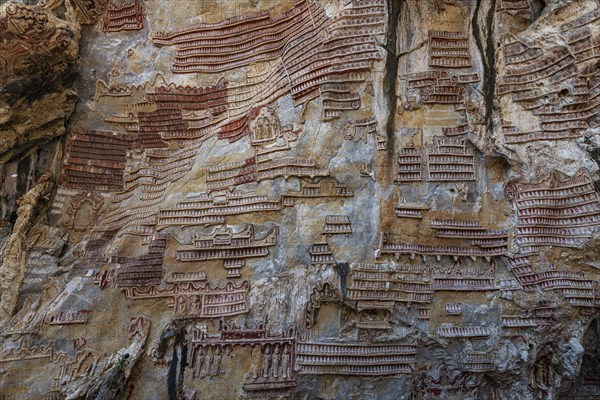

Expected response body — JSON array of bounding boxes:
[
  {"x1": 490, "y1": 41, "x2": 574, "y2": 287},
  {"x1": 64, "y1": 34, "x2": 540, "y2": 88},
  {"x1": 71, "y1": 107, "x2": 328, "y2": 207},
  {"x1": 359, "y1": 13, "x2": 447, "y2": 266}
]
[{"x1": 0, "y1": 0, "x2": 599, "y2": 399}]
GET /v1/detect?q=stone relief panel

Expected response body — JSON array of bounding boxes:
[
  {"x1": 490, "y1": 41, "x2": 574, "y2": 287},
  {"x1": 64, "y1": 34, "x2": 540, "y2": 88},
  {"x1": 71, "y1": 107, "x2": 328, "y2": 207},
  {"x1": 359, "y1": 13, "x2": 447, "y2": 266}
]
[{"x1": 0, "y1": 0, "x2": 599, "y2": 399}]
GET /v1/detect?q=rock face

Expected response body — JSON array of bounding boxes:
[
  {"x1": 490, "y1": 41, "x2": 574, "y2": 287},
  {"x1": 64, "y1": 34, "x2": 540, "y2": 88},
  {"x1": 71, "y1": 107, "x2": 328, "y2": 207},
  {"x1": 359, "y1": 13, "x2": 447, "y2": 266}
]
[
  {"x1": 0, "y1": 2, "x2": 80, "y2": 164},
  {"x1": 0, "y1": 0, "x2": 599, "y2": 399}
]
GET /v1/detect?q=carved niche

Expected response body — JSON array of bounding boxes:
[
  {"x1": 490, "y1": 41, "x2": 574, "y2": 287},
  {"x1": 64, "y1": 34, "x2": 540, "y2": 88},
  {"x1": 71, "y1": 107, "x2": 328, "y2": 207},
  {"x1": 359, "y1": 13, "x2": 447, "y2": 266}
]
[
  {"x1": 304, "y1": 282, "x2": 341, "y2": 328},
  {"x1": 66, "y1": 192, "x2": 104, "y2": 232},
  {"x1": 250, "y1": 107, "x2": 281, "y2": 144}
]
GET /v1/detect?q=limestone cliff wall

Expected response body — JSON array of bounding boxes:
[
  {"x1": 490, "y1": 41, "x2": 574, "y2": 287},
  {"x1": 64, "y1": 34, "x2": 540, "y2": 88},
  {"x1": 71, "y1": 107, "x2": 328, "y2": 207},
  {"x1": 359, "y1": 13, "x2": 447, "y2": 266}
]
[{"x1": 0, "y1": 0, "x2": 599, "y2": 399}]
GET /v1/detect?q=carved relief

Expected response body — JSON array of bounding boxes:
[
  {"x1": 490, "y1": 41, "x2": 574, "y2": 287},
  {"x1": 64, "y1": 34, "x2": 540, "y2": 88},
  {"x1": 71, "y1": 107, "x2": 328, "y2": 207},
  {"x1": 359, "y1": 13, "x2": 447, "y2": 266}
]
[
  {"x1": 296, "y1": 342, "x2": 416, "y2": 375},
  {"x1": 0, "y1": 342, "x2": 66, "y2": 364},
  {"x1": 511, "y1": 169, "x2": 600, "y2": 253},
  {"x1": 418, "y1": 307, "x2": 430, "y2": 320},
  {"x1": 426, "y1": 137, "x2": 476, "y2": 182},
  {"x1": 0, "y1": 3, "x2": 77, "y2": 80},
  {"x1": 309, "y1": 241, "x2": 337, "y2": 267},
  {"x1": 396, "y1": 147, "x2": 423, "y2": 183},
  {"x1": 347, "y1": 262, "x2": 433, "y2": 308},
  {"x1": 189, "y1": 322, "x2": 296, "y2": 391},
  {"x1": 158, "y1": 190, "x2": 280, "y2": 228},
  {"x1": 68, "y1": 0, "x2": 109, "y2": 24},
  {"x1": 376, "y1": 233, "x2": 507, "y2": 259},
  {"x1": 87, "y1": 75, "x2": 228, "y2": 250},
  {"x1": 4, "y1": 0, "x2": 600, "y2": 398},
  {"x1": 282, "y1": 177, "x2": 354, "y2": 206},
  {"x1": 93, "y1": 269, "x2": 115, "y2": 289},
  {"x1": 342, "y1": 117, "x2": 384, "y2": 148},
  {"x1": 444, "y1": 303, "x2": 462, "y2": 316},
  {"x1": 529, "y1": 346, "x2": 558, "y2": 398},
  {"x1": 151, "y1": 2, "x2": 317, "y2": 73},
  {"x1": 464, "y1": 352, "x2": 496, "y2": 372},
  {"x1": 442, "y1": 123, "x2": 471, "y2": 137},
  {"x1": 413, "y1": 366, "x2": 482, "y2": 399},
  {"x1": 73, "y1": 338, "x2": 87, "y2": 350},
  {"x1": 66, "y1": 192, "x2": 104, "y2": 232},
  {"x1": 304, "y1": 282, "x2": 341, "y2": 329},
  {"x1": 116, "y1": 233, "x2": 167, "y2": 287},
  {"x1": 44, "y1": 310, "x2": 91, "y2": 325},
  {"x1": 356, "y1": 309, "x2": 393, "y2": 330},
  {"x1": 206, "y1": 156, "x2": 329, "y2": 192},
  {"x1": 63, "y1": 351, "x2": 103, "y2": 382},
  {"x1": 149, "y1": 0, "x2": 385, "y2": 123},
  {"x1": 437, "y1": 325, "x2": 491, "y2": 338},
  {"x1": 395, "y1": 202, "x2": 430, "y2": 219},
  {"x1": 176, "y1": 224, "x2": 277, "y2": 278},
  {"x1": 322, "y1": 215, "x2": 352, "y2": 235},
  {"x1": 250, "y1": 107, "x2": 281, "y2": 144},
  {"x1": 497, "y1": 0, "x2": 531, "y2": 16},
  {"x1": 498, "y1": 17, "x2": 599, "y2": 144},
  {"x1": 429, "y1": 31, "x2": 472, "y2": 69},
  {"x1": 396, "y1": 137, "x2": 477, "y2": 183},
  {"x1": 503, "y1": 301, "x2": 555, "y2": 330},
  {"x1": 128, "y1": 315, "x2": 151, "y2": 340},
  {"x1": 504, "y1": 256, "x2": 596, "y2": 308},
  {"x1": 101, "y1": 0, "x2": 144, "y2": 32},
  {"x1": 60, "y1": 130, "x2": 129, "y2": 192},
  {"x1": 122, "y1": 281, "x2": 250, "y2": 319},
  {"x1": 163, "y1": 271, "x2": 207, "y2": 283}
]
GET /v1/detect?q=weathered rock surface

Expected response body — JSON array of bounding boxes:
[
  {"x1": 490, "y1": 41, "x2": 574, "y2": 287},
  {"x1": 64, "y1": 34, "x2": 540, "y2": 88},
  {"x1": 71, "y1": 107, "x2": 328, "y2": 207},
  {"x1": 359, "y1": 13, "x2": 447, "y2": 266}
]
[
  {"x1": 0, "y1": 2, "x2": 80, "y2": 163},
  {"x1": 0, "y1": 0, "x2": 599, "y2": 399}
]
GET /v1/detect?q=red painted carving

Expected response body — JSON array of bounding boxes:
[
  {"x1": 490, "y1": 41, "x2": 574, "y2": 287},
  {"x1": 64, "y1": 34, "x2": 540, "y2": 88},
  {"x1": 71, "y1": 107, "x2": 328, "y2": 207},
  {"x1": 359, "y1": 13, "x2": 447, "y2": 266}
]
[{"x1": 101, "y1": 0, "x2": 144, "y2": 32}]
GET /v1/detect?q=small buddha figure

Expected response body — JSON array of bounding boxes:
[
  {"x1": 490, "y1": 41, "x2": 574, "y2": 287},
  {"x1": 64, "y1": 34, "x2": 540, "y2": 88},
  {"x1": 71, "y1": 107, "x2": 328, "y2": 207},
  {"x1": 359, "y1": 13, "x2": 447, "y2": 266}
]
[
  {"x1": 254, "y1": 119, "x2": 264, "y2": 141},
  {"x1": 281, "y1": 346, "x2": 290, "y2": 379},
  {"x1": 271, "y1": 345, "x2": 280, "y2": 378},
  {"x1": 176, "y1": 296, "x2": 187, "y2": 315},
  {"x1": 211, "y1": 347, "x2": 222, "y2": 376},
  {"x1": 190, "y1": 295, "x2": 202, "y2": 315},
  {"x1": 251, "y1": 108, "x2": 280, "y2": 142},
  {"x1": 194, "y1": 348, "x2": 205, "y2": 379},
  {"x1": 201, "y1": 348, "x2": 211, "y2": 376},
  {"x1": 264, "y1": 117, "x2": 272, "y2": 139},
  {"x1": 205, "y1": 349, "x2": 214, "y2": 376},
  {"x1": 262, "y1": 347, "x2": 271, "y2": 378}
]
